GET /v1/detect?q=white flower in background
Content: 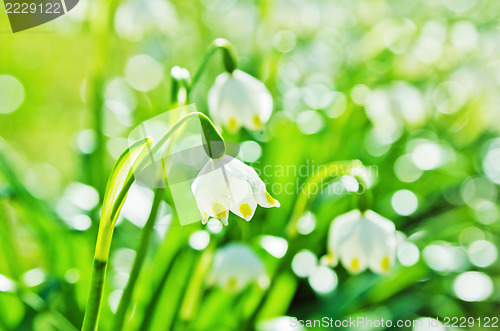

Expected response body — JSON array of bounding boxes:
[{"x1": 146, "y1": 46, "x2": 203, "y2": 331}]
[
  {"x1": 209, "y1": 243, "x2": 268, "y2": 292},
  {"x1": 191, "y1": 155, "x2": 279, "y2": 226},
  {"x1": 208, "y1": 70, "x2": 273, "y2": 132},
  {"x1": 321, "y1": 209, "x2": 397, "y2": 274}
]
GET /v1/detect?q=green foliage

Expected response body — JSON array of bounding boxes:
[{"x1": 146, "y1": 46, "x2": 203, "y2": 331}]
[{"x1": 1, "y1": 0, "x2": 500, "y2": 330}]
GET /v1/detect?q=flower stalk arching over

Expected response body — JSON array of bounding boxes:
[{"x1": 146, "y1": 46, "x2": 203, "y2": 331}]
[
  {"x1": 191, "y1": 155, "x2": 280, "y2": 226},
  {"x1": 321, "y1": 209, "x2": 397, "y2": 274},
  {"x1": 208, "y1": 69, "x2": 273, "y2": 132}
]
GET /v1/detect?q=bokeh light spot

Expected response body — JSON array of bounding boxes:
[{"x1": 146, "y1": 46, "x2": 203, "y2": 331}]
[
  {"x1": 467, "y1": 240, "x2": 497, "y2": 268},
  {"x1": 397, "y1": 242, "x2": 420, "y2": 267},
  {"x1": 292, "y1": 250, "x2": 317, "y2": 278},
  {"x1": 261, "y1": 236, "x2": 288, "y2": 258},
  {"x1": 412, "y1": 142, "x2": 442, "y2": 170},
  {"x1": 22, "y1": 269, "x2": 45, "y2": 287},
  {"x1": 189, "y1": 231, "x2": 210, "y2": 250},
  {"x1": 453, "y1": 272, "x2": 493, "y2": 302},
  {"x1": 394, "y1": 154, "x2": 423, "y2": 183},
  {"x1": 273, "y1": 30, "x2": 297, "y2": 53},
  {"x1": 308, "y1": 266, "x2": 337, "y2": 294},
  {"x1": 0, "y1": 75, "x2": 25, "y2": 114},
  {"x1": 125, "y1": 54, "x2": 163, "y2": 92},
  {"x1": 391, "y1": 189, "x2": 418, "y2": 216},
  {"x1": 296, "y1": 211, "x2": 316, "y2": 235},
  {"x1": 207, "y1": 218, "x2": 223, "y2": 233},
  {"x1": 240, "y1": 140, "x2": 262, "y2": 162},
  {"x1": 296, "y1": 110, "x2": 324, "y2": 134}
]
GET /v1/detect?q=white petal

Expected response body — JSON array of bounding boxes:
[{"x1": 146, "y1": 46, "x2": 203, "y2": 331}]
[
  {"x1": 339, "y1": 224, "x2": 369, "y2": 274},
  {"x1": 232, "y1": 70, "x2": 273, "y2": 130},
  {"x1": 364, "y1": 214, "x2": 397, "y2": 273},
  {"x1": 255, "y1": 190, "x2": 280, "y2": 208},
  {"x1": 208, "y1": 70, "x2": 273, "y2": 132},
  {"x1": 191, "y1": 160, "x2": 230, "y2": 224},
  {"x1": 212, "y1": 243, "x2": 266, "y2": 291},
  {"x1": 227, "y1": 177, "x2": 257, "y2": 221},
  {"x1": 320, "y1": 253, "x2": 338, "y2": 267},
  {"x1": 224, "y1": 156, "x2": 279, "y2": 208},
  {"x1": 207, "y1": 72, "x2": 232, "y2": 128},
  {"x1": 367, "y1": 235, "x2": 397, "y2": 274},
  {"x1": 208, "y1": 73, "x2": 245, "y2": 132},
  {"x1": 327, "y1": 210, "x2": 361, "y2": 256},
  {"x1": 364, "y1": 210, "x2": 395, "y2": 233}
]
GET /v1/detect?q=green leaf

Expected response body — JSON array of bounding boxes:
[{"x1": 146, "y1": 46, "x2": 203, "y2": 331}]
[
  {"x1": 95, "y1": 137, "x2": 153, "y2": 261},
  {"x1": 199, "y1": 114, "x2": 225, "y2": 159}
]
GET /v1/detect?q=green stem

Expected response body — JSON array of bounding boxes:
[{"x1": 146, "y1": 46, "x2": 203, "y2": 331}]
[
  {"x1": 102, "y1": 111, "x2": 223, "y2": 258},
  {"x1": 112, "y1": 188, "x2": 165, "y2": 331},
  {"x1": 169, "y1": 250, "x2": 198, "y2": 331},
  {"x1": 189, "y1": 38, "x2": 238, "y2": 93},
  {"x1": 170, "y1": 66, "x2": 191, "y2": 106},
  {"x1": 81, "y1": 259, "x2": 107, "y2": 331},
  {"x1": 353, "y1": 174, "x2": 373, "y2": 212},
  {"x1": 82, "y1": 109, "x2": 223, "y2": 331},
  {"x1": 138, "y1": 248, "x2": 183, "y2": 331},
  {"x1": 178, "y1": 243, "x2": 215, "y2": 324},
  {"x1": 286, "y1": 160, "x2": 363, "y2": 237},
  {"x1": 247, "y1": 160, "x2": 364, "y2": 329},
  {"x1": 151, "y1": 112, "x2": 225, "y2": 159}
]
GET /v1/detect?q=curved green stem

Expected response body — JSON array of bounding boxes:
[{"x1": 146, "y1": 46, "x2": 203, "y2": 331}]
[
  {"x1": 247, "y1": 160, "x2": 365, "y2": 329},
  {"x1": 353, "y1": 174, "x2": 373, "y2": 212},
  {"x1": 151, "y1": 112, "x2": 225, "y2": 159},
  {"x1": 112, "y1": 188, "x2": 165, "y2": 331},
  {"x1": 178, "y1": 243, "x2": 215, "y2": 324},
  {"x1": 286, "y1": 159, "x2": 363, "y2": 237},
  {"x1": 189, "y1": 38, "x2": 238, "y2": 93},
  {"x1": 138, "y1": 248, "x2": 184, "y2": 331},
  {"x1": 81, "y1": 259, "x2": 107, "y2": 331},
  {"x1": 82, "y1": 111, "x2": 224, "y2": 331},
  {"x1": 170, "y1": 66, "x2": 191, "y2": 106}
]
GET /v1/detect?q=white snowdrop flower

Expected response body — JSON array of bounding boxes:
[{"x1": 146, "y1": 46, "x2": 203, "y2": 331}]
[
  {"x1": 191, "y1": 155, "x2": 279, "y2": 226},
  {"x1": 209, "y1": 243, "x2": 268, "y2": 292},
  {"x1": 208, "y1": 70, "x2": 273, "y2": 132},
  {"x1": 321, "y1": 209, "x2": 397, "y2": 274}
]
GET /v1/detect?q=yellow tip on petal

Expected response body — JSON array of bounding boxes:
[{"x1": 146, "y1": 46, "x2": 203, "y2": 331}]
[
  {"x1": 212, "y1": 202, "x2": 227, "y2": 220},
  {"x1": 321, "y1": 253, "x2": 337, "y2": 267},
  {"x1": 327, "y1": 253, "x2": 335, "y2": 263},
  {"x1": 252, "y1": 115, "x2": 262, "y2": 128},
  {"x1": 265, "y1": 191, "x2": 275, "y2": 205},
  {"x1": 203, "y1": 212, "x2": 208, "y2": 221},
  {"x1": 228, "y1": 117, "x2": 238, "y2": 131},
  {"x1": 351, "y1": 258, "x2": 360, "y2": 271},
  {"x1": 381, "y1": 256, "x2": 391, "y2": 272},
  {"x1": 226, "y1": 277, "x2": 239, "y2": 291},
  {"x1": 239, "y1": 203, "x2": 253, "y2": 220}
]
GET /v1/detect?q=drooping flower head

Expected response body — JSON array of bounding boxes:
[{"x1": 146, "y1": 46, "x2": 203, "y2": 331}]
[
  {"x1": 208, "y1": 70, "x2": 273, "y2": 132},
  {"x1": 321, "y1": 209, "x2": 397, "y2": 274},
  {"x1": 208, "y1": 243, "x2": 268, "y2": 292},
  {"x1": 191, "y1": 155, "x2": 279, "y2": 226}
]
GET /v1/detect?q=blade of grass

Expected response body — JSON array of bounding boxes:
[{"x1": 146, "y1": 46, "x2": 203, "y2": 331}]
[
  {"x1": 81, "y1": 137, "x2": 153, "y2": 331},
  {"x1": 111, "y1": 187, "x2": 165, "y2": 331}
]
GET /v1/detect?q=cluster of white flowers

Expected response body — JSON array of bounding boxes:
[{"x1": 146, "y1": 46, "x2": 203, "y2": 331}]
[{"x1": 191, "y1": 53, "x2": 398, "y2": 279}]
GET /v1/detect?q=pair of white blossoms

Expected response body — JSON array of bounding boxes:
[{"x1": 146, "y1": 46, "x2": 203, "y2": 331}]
[{"x1": 192, "y1": 69, "x2": 279, "y2": 225}]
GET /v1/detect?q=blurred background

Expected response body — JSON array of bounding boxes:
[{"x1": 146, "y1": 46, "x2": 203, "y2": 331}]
[{"x1": 1, "y1": 0, "x2": 500, "y2": 330}]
